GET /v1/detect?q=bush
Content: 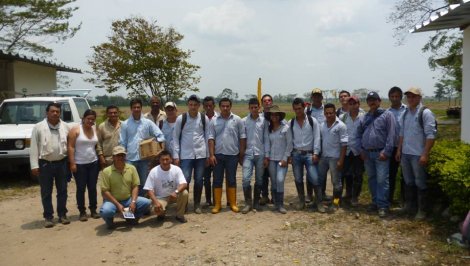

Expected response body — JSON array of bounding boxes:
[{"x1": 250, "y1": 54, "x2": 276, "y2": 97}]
[{"x1": 427, "y1": 140, "x2": 470, "y2": 216}]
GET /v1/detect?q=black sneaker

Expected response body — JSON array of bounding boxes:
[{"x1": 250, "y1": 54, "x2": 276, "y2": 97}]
[
  {"x1": 90, "y1": 211, "x2": 100, "y2": 219},
  {"x1": 175, "y1": 216, "x2": 187, "y2": 223},
  {"x1": 44, "y1": 218, "x2": 54, "y2": 228},
  {"x1": 58, "y1": 216, "x2": 70, "y2": 225}
]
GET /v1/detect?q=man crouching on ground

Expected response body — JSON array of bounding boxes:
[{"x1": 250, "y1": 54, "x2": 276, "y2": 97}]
[
  {"x1": 100, "y1": 146, "x2": 151, "y2": 229},
  {"x1": 144, "y1": 150, "x2": 189, "y2": 223}
]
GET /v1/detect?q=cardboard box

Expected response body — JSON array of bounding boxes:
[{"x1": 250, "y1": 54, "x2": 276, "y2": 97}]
[{"x1": 139, "y1": 138, "x2": 163, "y2": 160}]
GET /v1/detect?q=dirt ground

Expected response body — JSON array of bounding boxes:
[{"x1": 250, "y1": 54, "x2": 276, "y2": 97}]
[{"x1": 0, "y1": 169, "x2": 469, "y2": 266}]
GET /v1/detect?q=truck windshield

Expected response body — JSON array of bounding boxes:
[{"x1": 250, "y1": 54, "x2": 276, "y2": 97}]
[{"x1": 0, "y1": 101, "x2": 51, "y2": 124}]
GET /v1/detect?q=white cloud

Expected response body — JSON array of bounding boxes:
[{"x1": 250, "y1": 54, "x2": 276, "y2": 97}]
[
  {"x1": 184, "y1": 0, "x2": 255, "y2": 37},
  {"x1": 302, "y1": 0, "x2": 371, "y2": 31}
]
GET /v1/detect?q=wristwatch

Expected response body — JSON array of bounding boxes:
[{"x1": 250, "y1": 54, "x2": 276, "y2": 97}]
[
  {"x1": 174, "y1": 190, "x2": 179, "y2": 195},
  {"x1": 131, "y1": 199, "x2": 136, "y2": 203}
]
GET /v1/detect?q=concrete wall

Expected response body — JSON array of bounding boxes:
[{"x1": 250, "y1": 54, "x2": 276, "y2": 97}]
[
  {"x1": 462, "y1": 27, "x2": 470, "y2": 143},
  {"x1": 13, "y1": 61, "x2": 56, "y2": 96}
]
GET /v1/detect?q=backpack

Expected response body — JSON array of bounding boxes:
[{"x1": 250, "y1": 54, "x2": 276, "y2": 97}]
[
  {"x1": 290, "y1": 115, "x2": 314, "y2": 136},
  {"x1": 178, "y1": 112, "x2": 206, "y2": 142},
  {"x1": 402, "y1": 106, "x2": 437, "y2": 131}
]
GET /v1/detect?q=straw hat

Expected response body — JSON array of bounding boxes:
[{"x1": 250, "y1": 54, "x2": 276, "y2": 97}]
[{"x1": 265, "y1": 105, "x2": 286, "y2": 121}]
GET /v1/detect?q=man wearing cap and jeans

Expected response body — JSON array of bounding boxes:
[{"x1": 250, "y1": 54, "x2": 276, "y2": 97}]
[
  {"x1": 100, "y1": 146, "x2": 151, "y2": 229},
  {"x1": 356, "y1": 91, "x2": 396, "y2": 218},
  {"x1": 396, "y1": 87, "x2": 436, "y2": 220},
  {"x1": 340, "y1": 96, "x2": 365, "y2": 206},
  {"x1": 173, "y1": 95, "x2": 210, "y2": 214}
]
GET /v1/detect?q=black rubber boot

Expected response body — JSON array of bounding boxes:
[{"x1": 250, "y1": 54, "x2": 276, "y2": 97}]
[
  {"x1": 194, "y1": 185, "x2": 203, "y2": 214},
  {"x1": 306, "y1": 181, "x2": 314, "y2": 203},
  {"x1": 399, "y1": 185, "x2": 415, "y2": 215},
  {"x1": 253, "y1": 185, "x2": 261, "y2": 210},
  {"x1": 415, "y1": 189, "x2": 427, "y2": 220},
  {"x1": 241, "y1": 186, "x2": 252, "y2": 214},
  {"x1": 314, "y1": 186, "x2": 326, "y2": 213},
  {"x1": 295, "y1": 182, "x2": 305, "y2": 210}
]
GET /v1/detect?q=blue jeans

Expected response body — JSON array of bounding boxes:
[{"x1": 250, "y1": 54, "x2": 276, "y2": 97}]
[
  {"x1": 213, "y1": 154, "x2": 238, "y2": 188},
  {"x1": 74, "y1": 160, "x2": 99, "y2": 212},
  {"x1": 128, "y1": 160, "x2": 150, "y2": 196},
  {"x1": 242, "y1": 154, "x2": 265, "y2": 189},
  {"x1": 268, "y1": 161, "x2": 288, "y2": 193},
  {"x1": 292, "y1": 151, "x2": 319, "y2": 186},
  {"x1": 100, "y1": 197, "x2": 151, "y2": 227},
  {"x1": 180, "y1": 158, "x2": 206, "y2": 189},
  {"x1": 38, "y1": 159, "x2": 68, "y2": 219},
  {"x1": 364, "y1": 151, "x2": 390, "y2": 209},
  {"x1": 318, "y1": 157, "x2": 342, "y2": 196},
  {"x1": 401, "y1": 154, "x2": 427, "y2": 190}
]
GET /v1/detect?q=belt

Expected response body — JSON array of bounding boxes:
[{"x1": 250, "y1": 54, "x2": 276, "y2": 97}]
[
  {"x1": 293, "y1": 149, "x2": 313, "y2": 155},
  {"x1": 365, "y1": 148, "x2": 383, "y2": 152},
  {"x1": 39, "y1": 157, "x2": 67, "y2": 164}
]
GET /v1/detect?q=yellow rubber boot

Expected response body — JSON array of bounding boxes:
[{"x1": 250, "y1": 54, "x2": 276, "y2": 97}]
[
  {"x1": 227, "y1": 187, "x2": 239, "y2": 213},
  {"x1": 212, "y1": 188, "x2": 222, "y2": 214}
]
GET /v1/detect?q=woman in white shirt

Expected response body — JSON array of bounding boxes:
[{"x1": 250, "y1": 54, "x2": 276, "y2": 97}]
[{"x1": 68, "y1": 109, "x2": 100, "y2": 221}]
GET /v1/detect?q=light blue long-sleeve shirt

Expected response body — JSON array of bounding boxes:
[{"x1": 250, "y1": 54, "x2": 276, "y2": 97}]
[
  {"x1": 320, "y1": 117, "x2": 348, "y2": 158},
  {"x1": 355, "y1": 109, "x2": 396, "y2": 157},
  {"x1": 399, "y1": 104, "x2": 437, "y2": 156},
  {"x1": 388, "y1": 103, "x2": 407, "y2": 147},
  {"x1": 290, "y1": 115, "x2": 321, "y2": 155},
  {"x1": 208, "y1": 113, "x2": 246, "y2": 155},
  {"x1": 305, "y1": 105, "x2": 325, "y2": 125},
  {"x1": 119, "y1": 115, "x2": 165, "y2": 161},
  {"x1": 173, "y1": 112, "x2": 209, "y2": 160},
  {"x1": 340, "y1": 111, "x2": 364, "y2": 156},
  {"x1": 268, "y1": 123, "x2": 293, "y2": 161},
  {"x1": 161, "y1": 120, "x2": 175, "y2": 158},
  {"x1": 243, "y1": 114, "x2": 269, "y2": 157}
]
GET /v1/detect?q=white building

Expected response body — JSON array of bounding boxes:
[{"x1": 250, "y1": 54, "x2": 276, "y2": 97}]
[
  {"x1": 0, "y1": 50, "x2": 81, "y2": 99},
  {"x1": 411, "y1": 0, "x2": 470, "y2": 143}
]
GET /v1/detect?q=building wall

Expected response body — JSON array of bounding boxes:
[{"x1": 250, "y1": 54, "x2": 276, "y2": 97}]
[
  {"x1": 13, "y1": 61, "x2": 56, "y2": 96},
  {"x1": 462, "y1": 27, "x2": 470, "y2": 143}
]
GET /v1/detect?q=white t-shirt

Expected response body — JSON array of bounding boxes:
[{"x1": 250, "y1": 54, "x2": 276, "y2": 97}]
[{"x1": 144, "y1": 164, "x2": 187, "y2": 198}]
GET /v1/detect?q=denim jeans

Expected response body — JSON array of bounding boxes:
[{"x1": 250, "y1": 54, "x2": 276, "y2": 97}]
[
  {"x1": 291, "y1": 151, "x2": 319, "y2": 186},
  {"x1": 213, "y1": 154, "x2": 238, "y2": 188},
  {"x1": 38, "y1": 159, "x2": 68, "y2": 219},
  {"x1": 261, "y1": 168, "x2": 270, "y2": 198},
  {"x1": 242, "y1": 154, "x2": 265, "y2": 189},
  {"x1": 364, "y1": 151, "x2": 390, "y2": 209},
  {"x1": 74, "y1": 160, "x2": 99, "y2": 212},
  {"x1": 180, "y1": 158, "x2": 206, "y2": 189},
  {"x1": 100, "y1": 196, "x2": 151, "y2": 227},
  {"x1": 401, "y1": 153, "x2": 427, "y2": 190},
  {"x1": 318, "y1": 157, "x2": 342, "y2": 195},
  {"x1": 389, "y1": 147, "x2": 401, "y2": 202},
  {"x1": 203, "y1": 165, "x2": 213, "y2": 202},
  {"x1": 128, "y1": 160, "x2": 150, "y2": 196},
  {"x1": 268, "y1": 161, "x2": 288, "y2": 193}
]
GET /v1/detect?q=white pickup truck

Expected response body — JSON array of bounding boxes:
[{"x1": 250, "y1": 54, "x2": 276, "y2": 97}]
[{"x1": 0, "y1": 96, "x2": 90, "y2": 175}]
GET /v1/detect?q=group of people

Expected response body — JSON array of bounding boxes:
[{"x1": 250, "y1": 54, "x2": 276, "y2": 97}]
[{"x1": 29, "y1": 86, "x2": 437, "y2": 229}]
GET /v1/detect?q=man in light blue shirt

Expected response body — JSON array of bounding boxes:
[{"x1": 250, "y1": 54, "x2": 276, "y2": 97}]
[
  {"x1": 387, "y1": 86, "x2": 407, "y2": 205},
  {"x1": 208, "y1": 97, "x2": 246, "y2": 214},
  {"x1": 318, "y1": 103, "x2": 348, "y2": 211},
  {"x1": 160, "y1": 102, "x2": 178, "y2": 159},
  {"x1": 173, "y1": 95, "x2": 210, "y2": 214},
  {"x1": 340, "y1": 96, "x2": 365, "y2": 206},
  {"x1": 306, "y1": 88, "x2": 326, "y2": 125},
  {"x1": 241, "y1": 98, "x2": 269, "y2": 213},
  {"x1": 202, "y1": 96, "x2": 218, "y2": 207},
  {"x1": 119, "y1": 98, "x2": 165, "y2": 196},
  {"x1": 290, "y1": 98, "x2": 324, "y2": 212},
  {"x1": 396, "y1": 87, "x2": 436, "y2": 220}
]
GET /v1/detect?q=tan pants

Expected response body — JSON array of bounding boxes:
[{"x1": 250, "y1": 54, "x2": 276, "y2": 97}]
[{"x1": 156, "y1": 190, "x2": 188, "y2": 217}]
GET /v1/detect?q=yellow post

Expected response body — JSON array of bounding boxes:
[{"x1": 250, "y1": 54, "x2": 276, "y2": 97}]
[{"x1": 257, "y1": 78, "x2": 262, "y2": 104}]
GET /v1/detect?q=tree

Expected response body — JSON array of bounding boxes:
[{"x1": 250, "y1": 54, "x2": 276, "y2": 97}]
[
  {"x1": 0, "y1": 0, "x2": 81, "y2": 57},
  {"x1": 87, "y1": 17, "x2": 200, "y2": 101},
  {"x1": 434, "y1": 82, "x2": 445, "y2": 101},
  {"x1": 217, "y1": 88, "x2": 237, "y2": 100},
  {"x1": 388, "y1": 0, "x2": 462, "y2": 94}
]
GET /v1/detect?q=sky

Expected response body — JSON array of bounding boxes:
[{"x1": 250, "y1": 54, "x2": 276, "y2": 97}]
[{"x1": 49, "y1": 0, "x2": 439, "y2": 99}]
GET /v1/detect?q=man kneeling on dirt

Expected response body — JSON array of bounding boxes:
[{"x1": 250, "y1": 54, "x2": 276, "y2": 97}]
[
  {"x1": 100, "y1": 146, "x2": 151, "y2": 229},
  {"x1": 144, "y1": 150, "x2": 189, "y2": 223}
]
